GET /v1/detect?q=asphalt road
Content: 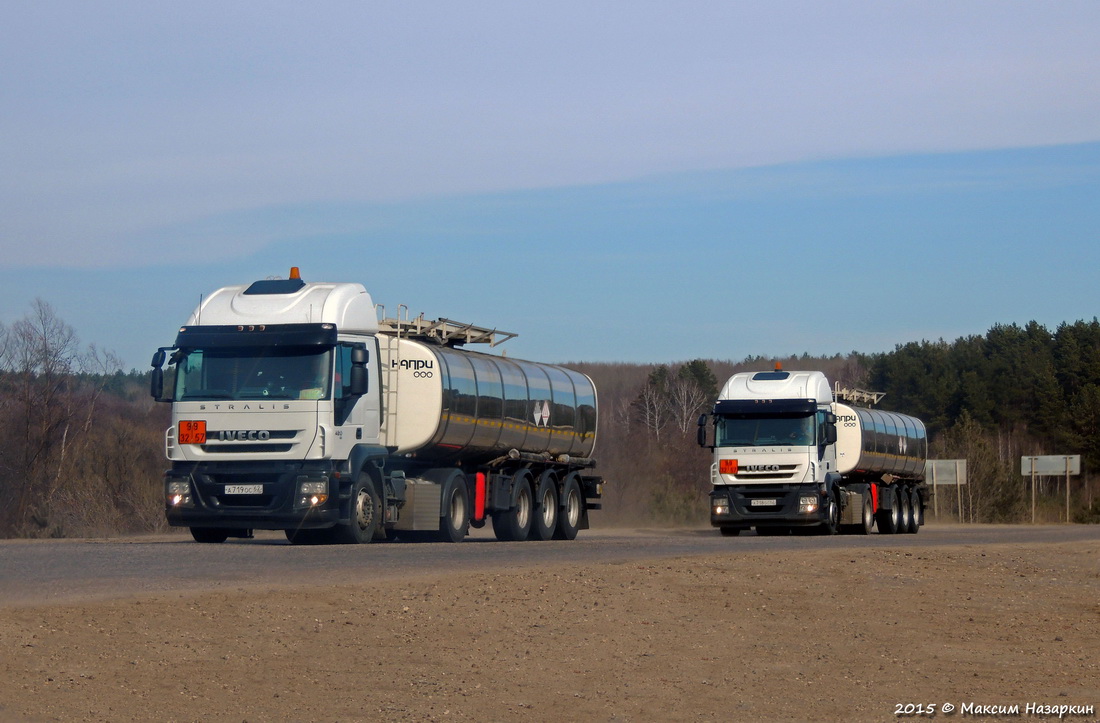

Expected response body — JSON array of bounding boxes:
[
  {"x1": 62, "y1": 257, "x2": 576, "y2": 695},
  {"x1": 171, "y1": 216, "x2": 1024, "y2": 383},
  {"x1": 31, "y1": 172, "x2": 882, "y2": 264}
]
[{"x1": 2, "y1": 523, "x2": 1097, "y2": 607}]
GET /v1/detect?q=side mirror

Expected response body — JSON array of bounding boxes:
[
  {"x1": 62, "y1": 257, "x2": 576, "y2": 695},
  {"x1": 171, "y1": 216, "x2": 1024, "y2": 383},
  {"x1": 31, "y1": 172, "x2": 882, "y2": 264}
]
[
  {"x1": 349, "y1": 366, "x2": 367, "y2": 396},
  {"x1": 348, "y1": 346, "x2": 369, "y2": 396},
  {"x1": 824, "y1": 423, "x2": 837, "y2": 445},
  {"x1": 696, "y1": 414, "x2": 709, "y2": 448},
  {"x1": 150, "y1": 348, "x2": 168, "y2": 401}
]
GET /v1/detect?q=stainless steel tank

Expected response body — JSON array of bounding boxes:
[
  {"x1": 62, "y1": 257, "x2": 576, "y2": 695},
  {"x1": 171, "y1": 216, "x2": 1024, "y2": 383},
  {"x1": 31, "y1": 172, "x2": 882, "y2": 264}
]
[
  {"x1": 835, "y1": 403, "x2": 927, "y2": 478},
  {"x1": 382, "y1": 338, "x2": 598, "y2": 463}
]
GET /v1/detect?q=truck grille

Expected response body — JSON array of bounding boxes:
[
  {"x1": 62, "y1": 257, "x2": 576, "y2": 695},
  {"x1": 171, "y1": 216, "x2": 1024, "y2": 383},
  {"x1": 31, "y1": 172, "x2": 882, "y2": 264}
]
[
  {"x1": 201, "y1": 429, "x2": 298, "y2": 454},
  {"x1": 734, "y1": 465, "x2": 799, "y2": 481}
]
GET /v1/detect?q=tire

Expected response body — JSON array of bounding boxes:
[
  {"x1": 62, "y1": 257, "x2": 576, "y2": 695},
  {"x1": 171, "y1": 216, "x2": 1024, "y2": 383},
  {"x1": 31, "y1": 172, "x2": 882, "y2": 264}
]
[
  {"x1": 908, "y1": 487, "x2": 923, "y2": 533},
  {"x1": 190, "y1": 527, "x2": 229, "y2": 543},
  {"x1": 858, "y1": 497, "x2": 874, "y2": 535},
  {"x1": 531, "y1": 471, "x2": 558, "y2": 541},
  {"x1": 329, "y1": 474, "x2": 380, "y2": 544},
  {"x1": 719, "y1": 526, "x2": 741, "y2": 537},
  {"x1": 493, "y1": 472, "x2": 533, "y2": 542},
  {"x1": 821, "y1": 494, "x2": 840, "y2": 535},
  {"x1": 896, "y1": 486, "x2": 912, "y2": 535},
  {"x1": 876, "y1": 494, "x2": 901, "y2": 534},
  {"x1": 554, "y1": 474, "x2": 583, "y2": 540},
  {"x1": 436, "y1": 476, "x2": 470, "y2": 543}
]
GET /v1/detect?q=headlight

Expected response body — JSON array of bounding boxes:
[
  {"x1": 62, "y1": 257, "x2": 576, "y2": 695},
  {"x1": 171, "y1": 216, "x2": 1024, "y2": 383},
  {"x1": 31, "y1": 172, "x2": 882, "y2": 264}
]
[
  {"x1": 798, "y1": 496, "x2": 818, "y2": 514},
  {"x1": 297, "y1": 478, "x2": 329, "y2": 507},
  {"x1": 712, "y1": 502, "x2": 730, "y2": 516},
  {"x1": 166, "y1": 479, "x2": 192, "y2": 507}
]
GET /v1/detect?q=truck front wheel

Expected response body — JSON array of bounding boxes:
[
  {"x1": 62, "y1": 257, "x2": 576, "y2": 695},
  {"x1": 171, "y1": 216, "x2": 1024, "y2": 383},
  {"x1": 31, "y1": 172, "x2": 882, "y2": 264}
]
[
  {"x1": 330, "y1": 475, "x2": 380, "y2": 544},
  {"x1": 821, "y1": 495, "x2": 840, "y2": 535}
]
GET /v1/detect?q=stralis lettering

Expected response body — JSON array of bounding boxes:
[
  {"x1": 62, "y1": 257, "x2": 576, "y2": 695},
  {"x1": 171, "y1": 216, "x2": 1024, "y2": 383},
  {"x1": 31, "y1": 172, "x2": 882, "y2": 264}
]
[
  {"x1": 392, "y1": 359, "x2": 434, "y2": 371},
  {"x1": 198, "y1": 403, "x2": 291, "y2": 411}
]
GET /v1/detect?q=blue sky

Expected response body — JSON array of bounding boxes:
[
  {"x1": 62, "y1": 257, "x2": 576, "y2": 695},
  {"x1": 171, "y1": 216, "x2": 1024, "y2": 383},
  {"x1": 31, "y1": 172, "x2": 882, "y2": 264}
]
[{"x1": 2, "y1": 2, "x2": 1098, "y2": 369}]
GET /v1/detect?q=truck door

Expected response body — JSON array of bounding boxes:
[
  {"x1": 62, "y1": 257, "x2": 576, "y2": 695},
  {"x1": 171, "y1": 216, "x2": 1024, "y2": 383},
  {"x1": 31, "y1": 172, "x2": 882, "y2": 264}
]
[{"x1": 334, "y1": 339, "x2": 382, "y2": 448}]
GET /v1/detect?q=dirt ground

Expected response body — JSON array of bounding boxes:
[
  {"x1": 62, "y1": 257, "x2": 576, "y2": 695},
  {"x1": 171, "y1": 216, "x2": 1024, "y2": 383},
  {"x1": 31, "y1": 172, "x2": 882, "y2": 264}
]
[{"x1": 1, "y1": 538, "x2": 1098, "y2": 723}]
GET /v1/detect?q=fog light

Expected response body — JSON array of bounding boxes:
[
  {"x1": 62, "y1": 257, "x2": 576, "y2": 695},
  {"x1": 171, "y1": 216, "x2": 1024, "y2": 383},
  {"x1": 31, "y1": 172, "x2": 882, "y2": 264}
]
[
  {"x1": 799, "y1": 496, "x2": 818, "y2": 514},
  {"x1": 713, "y1": 503, "x2": 730, "y2": 516}
]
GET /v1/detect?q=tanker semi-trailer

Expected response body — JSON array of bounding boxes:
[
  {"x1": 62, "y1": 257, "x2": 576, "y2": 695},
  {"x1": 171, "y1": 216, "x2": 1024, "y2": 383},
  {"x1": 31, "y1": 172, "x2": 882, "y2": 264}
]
[
  {"x1": 697, "y1": 367, "x2": 928, "y2": 536},
  {"x1": 150, "y1": 268, "x2": 603, "y2": 544}
]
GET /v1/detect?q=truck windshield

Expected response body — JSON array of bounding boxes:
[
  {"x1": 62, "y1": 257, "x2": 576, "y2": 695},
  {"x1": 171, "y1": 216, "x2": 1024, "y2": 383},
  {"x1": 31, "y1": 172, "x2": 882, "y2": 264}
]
[
  {"x1": 172, "y1": 346, "x2": 332, "y2": 401},
  {"x1": 716, "y1": 414, "x2": 816, "y2": 447}
]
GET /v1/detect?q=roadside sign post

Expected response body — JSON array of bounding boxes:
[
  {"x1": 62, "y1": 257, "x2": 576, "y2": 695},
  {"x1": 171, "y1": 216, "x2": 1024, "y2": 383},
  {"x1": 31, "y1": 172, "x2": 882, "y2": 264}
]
[
  {"x1": 925, "y1": 460, "x2": 967, "y2": 522},
  {"x1": 1020, "y1": 455, "x2": 1081, "y2": 523}
]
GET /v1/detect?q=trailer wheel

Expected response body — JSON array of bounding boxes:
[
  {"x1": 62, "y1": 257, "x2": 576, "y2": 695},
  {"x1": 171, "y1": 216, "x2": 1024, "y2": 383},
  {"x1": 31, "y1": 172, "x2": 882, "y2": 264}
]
[
  {"x1": 532, "y1": 471, "x2": 558, "y2": 541},
  {"x1": 896, "y1": 487, "x2": 912, "y2": 535},
  {"x1": 330, "y1": 474, "x2": 380, "y2": 544},
  {"x1": 908, "y1": 488, "x2": 923, "y2": 533},
  {"x1": 493, "y1": 472, "x2": 533, "y2": 541},
  {"x1": 858, "y1": 497, "x2": 874, "y2": 535},
  {"x1": 436, "y1": 476, "x2": 470, "y2": 543},
  {"x1": 554, "y1": 474, "x2": 583, "y2": 540},
  {"x1": 876, "y1": 495, "x2": 901, "y2": 534},
  {"x1": 190, "y1": 527, "x2": 229, "y2": 543}
]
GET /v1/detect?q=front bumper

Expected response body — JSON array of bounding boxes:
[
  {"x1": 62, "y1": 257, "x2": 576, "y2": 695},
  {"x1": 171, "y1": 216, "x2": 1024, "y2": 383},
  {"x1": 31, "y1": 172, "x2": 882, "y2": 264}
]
[
  {"x1": 164, "y1": 461, "x2": 343, "y2": 531},
  {"x1": 710, "y1": 484, "x2": 829, "y2": 529}
]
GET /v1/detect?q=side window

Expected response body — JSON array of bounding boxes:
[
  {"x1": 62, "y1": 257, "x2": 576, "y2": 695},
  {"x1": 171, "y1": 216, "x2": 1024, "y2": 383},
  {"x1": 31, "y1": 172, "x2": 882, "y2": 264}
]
[{"x1": 336, "y1": 344, "x2": 355, "y2": 399}]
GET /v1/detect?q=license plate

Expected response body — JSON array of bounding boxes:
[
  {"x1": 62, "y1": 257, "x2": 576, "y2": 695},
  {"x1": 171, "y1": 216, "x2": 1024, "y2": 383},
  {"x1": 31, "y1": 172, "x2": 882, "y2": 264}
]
[
  {"x1": 178, "y1": 420, "x2": 207, "y2": 444},
  {"x1": 751, "y1": 498, "x2": 776, "y2": 506},
  {"x1": 225, "y1": 484, "x2": 263, "y2": 495}
]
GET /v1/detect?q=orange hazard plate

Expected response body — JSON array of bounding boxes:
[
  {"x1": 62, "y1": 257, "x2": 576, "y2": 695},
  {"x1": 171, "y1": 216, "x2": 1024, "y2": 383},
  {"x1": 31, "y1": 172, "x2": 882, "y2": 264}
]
[{"x1": 178, "y1": 420, "x2": 207, "y2": 444}]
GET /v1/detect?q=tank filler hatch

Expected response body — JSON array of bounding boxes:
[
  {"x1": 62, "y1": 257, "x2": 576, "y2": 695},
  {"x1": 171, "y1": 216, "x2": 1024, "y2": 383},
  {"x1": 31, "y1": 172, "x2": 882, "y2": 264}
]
[{"x1": 376, "y1": 313, "x2": 517, "y2": 348}]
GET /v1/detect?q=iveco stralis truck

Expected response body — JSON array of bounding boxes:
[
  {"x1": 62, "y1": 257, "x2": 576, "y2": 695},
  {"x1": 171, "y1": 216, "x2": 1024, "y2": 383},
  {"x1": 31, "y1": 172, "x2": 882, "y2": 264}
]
[
  {"x1": 150, "y1": 268, "x2": 602, "y2": 544},
  {"x1": 696, "y1": 367, "x2": 927, "y2": 536}
]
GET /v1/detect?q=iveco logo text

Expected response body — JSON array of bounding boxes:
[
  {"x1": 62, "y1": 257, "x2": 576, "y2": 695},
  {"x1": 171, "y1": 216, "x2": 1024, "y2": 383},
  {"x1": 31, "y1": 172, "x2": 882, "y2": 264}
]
[
  {"x1": 744, "y1": 464, "x2": 780, "y2": 472},
  {"x1": 218, "y1": 430, "x2": 271, "y2": 441}
]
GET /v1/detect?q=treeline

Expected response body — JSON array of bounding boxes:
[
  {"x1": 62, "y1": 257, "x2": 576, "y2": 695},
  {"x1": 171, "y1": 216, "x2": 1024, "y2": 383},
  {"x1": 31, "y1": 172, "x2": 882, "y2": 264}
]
[
  {"x1": 1, "y1": 301, "x2": 1097, "y2": 538},
  {"x1": 0, "y1": 301, "x2": 169, "y2": 538}
]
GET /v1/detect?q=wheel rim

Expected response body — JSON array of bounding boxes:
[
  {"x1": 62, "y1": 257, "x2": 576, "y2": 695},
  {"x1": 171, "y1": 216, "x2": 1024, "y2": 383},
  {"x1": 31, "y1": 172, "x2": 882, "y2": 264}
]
[
  {"x1": 565, "y1": 487, "x2": 581, "y2": 527},
  {"x1": 355, "y1": 488, "x2": 373, "y2": 531},
  {"x1": 449, "y1": 488, "x2": 466, "y2": 527},
  {"x1": 863, "y1": 502, "x2": 874, "y2": 531},
  {"x1": 516, "y1": 486, "x2": 531, "y2": 529},
  {"x1": 540, "y1": 487, "x2": 556, "y2": 529}
]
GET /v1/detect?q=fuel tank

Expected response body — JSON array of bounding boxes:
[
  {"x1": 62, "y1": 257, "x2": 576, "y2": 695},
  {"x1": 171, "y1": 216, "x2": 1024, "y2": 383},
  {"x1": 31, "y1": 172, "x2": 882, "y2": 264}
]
[
  {"x1": 379, "y1": 337, "x2": 597, "y2": 463},
  {"x1": 834, "y1": 403, "x2": 927, "y2": 478}
]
